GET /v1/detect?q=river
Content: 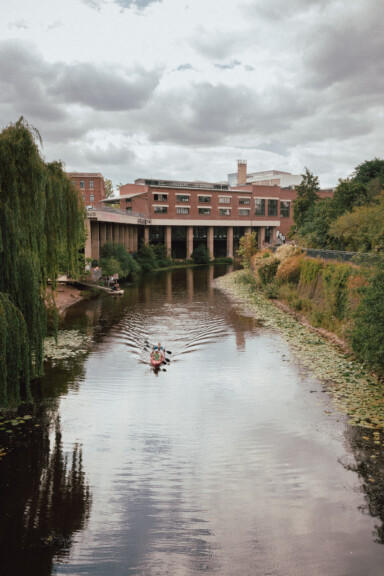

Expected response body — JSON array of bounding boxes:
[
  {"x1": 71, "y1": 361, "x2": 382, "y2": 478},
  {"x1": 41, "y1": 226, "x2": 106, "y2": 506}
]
[{"x1": 1, "y1": 266, "x2": 384, "y2": 576}]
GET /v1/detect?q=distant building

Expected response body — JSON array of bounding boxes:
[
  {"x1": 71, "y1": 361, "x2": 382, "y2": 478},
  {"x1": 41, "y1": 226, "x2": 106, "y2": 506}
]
[
  {"x1": 228, "y1": 160, "x2": 303, "y2": 188},
  {"x1": 67, "y1": 172, "x2": 105, "y2": 209}
]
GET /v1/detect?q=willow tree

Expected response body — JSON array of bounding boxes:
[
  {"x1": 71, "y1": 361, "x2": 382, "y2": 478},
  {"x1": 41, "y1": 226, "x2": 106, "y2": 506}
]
[{"x1": 0, "y1": 118, "x2": 84, "y2": 405}]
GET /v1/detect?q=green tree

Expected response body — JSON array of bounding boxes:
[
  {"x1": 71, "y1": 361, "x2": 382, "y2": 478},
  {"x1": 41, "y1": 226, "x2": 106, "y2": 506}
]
[
  {"x1": 352, "y1": 158, "x2": 384, "y2": 187},
  {"x1": 104, "y1": 178, "x2": 115, "y2": 198},
  {"x1": 0, "y1": 118, "x2": 84, "y2": 405},
  {"x1": 292, "y1": 167, "x2": 320, "y2": 229},
  {"x1": 191, "y1": 244, "x2": 210, "y2": 264}
]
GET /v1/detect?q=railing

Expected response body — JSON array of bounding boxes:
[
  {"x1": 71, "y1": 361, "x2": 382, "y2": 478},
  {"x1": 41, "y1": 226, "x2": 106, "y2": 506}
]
[
  {"x1": 86, "y1": 205, "x2": 150, "y2": 220},
  {"x1": 272, "y1": 246, "x2": 381, "y2": 266}
]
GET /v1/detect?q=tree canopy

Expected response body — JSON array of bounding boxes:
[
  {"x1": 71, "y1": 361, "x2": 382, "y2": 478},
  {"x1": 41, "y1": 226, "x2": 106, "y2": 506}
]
[
  {"x1": 0, "y1": 118, "x2": 85, "y2": 405},
  {"x1": 292, "y1": 167, "x2": 320, "y2": 229}
]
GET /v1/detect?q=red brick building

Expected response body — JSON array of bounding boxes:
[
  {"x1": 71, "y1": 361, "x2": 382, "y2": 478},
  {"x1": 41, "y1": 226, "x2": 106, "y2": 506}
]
[{"x1": 68, "y1": 172, "x2": 106, "y2": 208}]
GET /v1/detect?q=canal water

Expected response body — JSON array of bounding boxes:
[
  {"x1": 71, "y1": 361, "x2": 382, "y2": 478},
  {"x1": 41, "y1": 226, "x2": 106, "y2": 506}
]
[{"x1": 1, "y1": 266, "x2": 384, "y2": 576}]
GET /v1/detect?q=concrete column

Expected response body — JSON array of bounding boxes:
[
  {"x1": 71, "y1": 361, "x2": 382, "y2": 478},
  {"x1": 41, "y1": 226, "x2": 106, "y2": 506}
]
[
  {"x1": 132, "y1": 227, "x2": 138, "y2": 252},
  {"x1": 227, "y1": 226, "x2": 234, "y2": 258},
  {"x1": 258, "y1": 226, "x2": 265, "y2": 249},
  {"x1": 144, "y1": 226, "x2": 150, "y2": 245},
  {"x1": 207, "y1": 226, "x2": 214, "y2": 259},
  {"x1": 91, "y1": 221, "x2": 100, "y2": 261},
  {"x1": 100, "y1": 222, "x2": 107, "y2": 249},
  {"x1": 123, "y1": 226, "x2": 129, "y2": 250},
  {"x1": 187, "y1": 226, "x2": 194, "y2": 258},
  {"x1": 119, "y1": 224, "x2": 124, "y2": 245},
  {"x1": 84, "y1": 218, "x2": 92, "y2": 260},
  {"x1": 165, "y1": 226, "x2": 172, "y2": 257},
  {"x1": 271, "y1": 226, "x2": 277, "y2": 245},
  {"x1": 245, "y1": 227, "x2": 252, "y2": 235}
]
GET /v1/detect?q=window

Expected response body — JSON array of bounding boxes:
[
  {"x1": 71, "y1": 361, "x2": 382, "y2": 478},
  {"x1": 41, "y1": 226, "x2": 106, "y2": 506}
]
[
  {"x1": 255, "y1": 199, "x2": 265, "y2": 215},
  {"x1": 126, "y1": 206, "x2": 132, "y2": 213},
  {"x1": 219, "y1": 208, "x2": 231, "y2": 216},
  {"x1": 90, "y1": 193, "x2": 94, "y2": 202},
  {"x1": 125, "y1": 198, "x2": 132, "y2": 203},
  {"x1": 154, "y1": 193, "x2": 168, "y2": 201},
  {"x1": 239, "y1": 198, "x2": 250, "y2": 205},
  {"x1": 80, "y1": 180, "x2": 85, "y2": 189},
  {"x1": 198, "y1": 207, "x2": 211, "y2": 214},
  {"x1": 198, "y1": 196, "x2": 211, "y2": 203},
  {"x1": 90, "y1": 180, "x2": 94, "y2": 189},
  {"x1": 239, "y1": 209, "x2": 250, "y2": 216},
  {"x1": 82, "y1": 193, "x2": 86, "y2": 201},
  {"x1": 219, "y1": 197, "x2": 231, "y2": 204},
  {"x1": 280, "y1": 201, "x2": 290, "y2": 218},
  {"x1": 268, "y1": 199, "x2": 278, "y2": 216},
  {"x1": 154, "y1": 206, "x2": 168, "y2": 213},
  {"x1": 176, "y1": 207, "x2": 190, "y2": 214},
  {"x1": 176, "y1": 194, "x2": 190, "y2": 202}
]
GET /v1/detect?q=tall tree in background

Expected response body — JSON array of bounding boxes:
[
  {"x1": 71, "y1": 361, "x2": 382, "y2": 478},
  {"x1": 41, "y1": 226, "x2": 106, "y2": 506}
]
[
  {"x1": 292, "y1": 167, "x2": 320, "y2": 229},
  {"x1": 0, "y1": 118, "x2": 85, "y2": 405}
]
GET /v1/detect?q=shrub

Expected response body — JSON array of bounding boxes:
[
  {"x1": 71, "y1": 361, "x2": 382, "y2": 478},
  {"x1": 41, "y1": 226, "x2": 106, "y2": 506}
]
[
  {"x1": 135, "y1": 242, "x2": 158, "y2": 271},
  {"x1": 299, "y1": 258, "x2": 324, "y2": 284},
  {"x1": 100, "y1": 243, "x2": 140, "y2": 278},
  {"x1": 322, "y1": 262, "x2": 353, "y2": 320},
  {"x1": 350, "y1": 265, "x2": 384, "y2": 371},
  {"x1": 258, "y1": 257, "x2": 280, "y2": 285},
  {"x1": 191, "y1": 244, "x2": 210, "y2": 264},
  {"x1": 237, "y1": 232, "x2": 258, "y2": 268},
  {"x1": 151, "y1": 243, "x2": 171, "y2": 268},
  {"x1": 276, "y1": 255, "x2": 303, "y2": 284},
  {"x1": 263, "y1": 282, "x2": 279, "y2": 299},
  {"x1": 275, "y1": 244, "x2": 301, "y2": 262}
]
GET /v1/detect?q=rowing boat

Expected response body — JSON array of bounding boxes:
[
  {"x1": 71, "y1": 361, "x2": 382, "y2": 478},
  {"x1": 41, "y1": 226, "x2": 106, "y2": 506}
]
[{"x1": 150, "y1": 352, "x2": 164, "y2": 368}]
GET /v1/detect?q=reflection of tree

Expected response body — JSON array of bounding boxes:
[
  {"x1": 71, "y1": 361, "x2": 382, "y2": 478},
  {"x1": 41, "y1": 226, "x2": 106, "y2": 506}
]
[
  {"x1": 342, "y1": 426, "x2": 384, "y2": 544},
  {"x1": 0, "y1": 414, "x2": 92, "y2": 576}
]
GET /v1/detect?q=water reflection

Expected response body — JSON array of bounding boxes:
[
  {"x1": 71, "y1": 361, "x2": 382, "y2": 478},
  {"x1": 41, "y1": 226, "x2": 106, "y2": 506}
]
[
  {"x1": 1, "y1": 265, "x2": 384, "y2": 575},
  {"x1": 0, "y1": 412, "x2": 91, "y2": 576}
]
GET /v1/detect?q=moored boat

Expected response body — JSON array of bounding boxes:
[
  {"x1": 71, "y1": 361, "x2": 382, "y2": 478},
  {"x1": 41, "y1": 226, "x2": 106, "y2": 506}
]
[{"x1": 108, "y1": 289, "x2": 124, "y2": 295}]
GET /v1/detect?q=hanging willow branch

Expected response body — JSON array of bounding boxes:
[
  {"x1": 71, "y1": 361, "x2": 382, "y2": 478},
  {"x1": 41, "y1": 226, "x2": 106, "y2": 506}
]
[{"x1": 0, "y1": 118, "x2": 85, "y2": 405}]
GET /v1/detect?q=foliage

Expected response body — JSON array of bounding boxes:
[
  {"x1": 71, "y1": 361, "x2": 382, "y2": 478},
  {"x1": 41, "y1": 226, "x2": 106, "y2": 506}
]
[
  {"x1": 322, "y1": 262, "x2": 353, "y2": 320},
  {"x1": 0, "y1": 118, "x2": 84, "y2": 404},
  {"x1": 100, "y1": 243, "x2": 140, "y2": 278},
  {"x1": 263, "y1": 281, "x2": 279, "y2": 299},
  {"x1": 191, "y1": 243, "x2": 210, "y2": 264},
  {"x1": 299, "y1": 258, "x2": 323, "y2": 284},
  {"x1": 213, "y1": 257, "x2": 234, "y2": 264},
  {"x1": 151, "y1": 243, "x2": 172, "y2": 267},
  {"x1": 299, "y1": 197, "x2": 343, "y2": 249},
  {"x1": 275, "y1": 244, "x2": 300, "y2": 261},
  {"x1": 350, "y1": 262, "x2": 384, "y2": 371},
  {"x1": 329, "y1": 192, "x2": 384, "y2": 252},
  {"x1": 135, "y1": 242, "x2": 158, "y2": 272},
  {"x1": 352, "y1": 158, "x2": 384, "y2": 187},
  {"x1": 276, "y1": 255, "x2": 303, "y2": 284},
  {"x1": 237, "y1": 231, "x2": 258, "y2": 268},
  {"x1": 104, "y1": 178, "x2": 114, "y2": 198},
  {"x1": 258, "y1": 257, "x2": 280, "y2": 286},
  {"x1": 292, "y1": 167, "x2": 320, "y2": 228}
]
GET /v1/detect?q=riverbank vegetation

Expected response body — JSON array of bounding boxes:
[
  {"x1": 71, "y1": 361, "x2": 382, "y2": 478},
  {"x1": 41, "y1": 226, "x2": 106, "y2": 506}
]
[
  {"x1": 0, "y1": 118, "x2": 85, "y2": 406},
  {"x1": 292, "y1": 159, "x2": 384, "y2": 252}
]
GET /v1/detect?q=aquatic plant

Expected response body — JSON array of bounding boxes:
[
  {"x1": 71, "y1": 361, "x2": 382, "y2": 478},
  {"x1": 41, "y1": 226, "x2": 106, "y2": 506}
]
[{"x1": 0, "y1": 118, "x2": 84, "y2": 405}]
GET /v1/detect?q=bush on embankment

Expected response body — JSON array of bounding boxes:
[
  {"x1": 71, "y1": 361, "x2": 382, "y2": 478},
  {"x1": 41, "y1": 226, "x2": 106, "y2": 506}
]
[
  {"x1": 248, "y1": 246, "x2": 384, "y2": 372},
  {"x1": 100, "y1": 243, "x2": 140, "y2": 278}
]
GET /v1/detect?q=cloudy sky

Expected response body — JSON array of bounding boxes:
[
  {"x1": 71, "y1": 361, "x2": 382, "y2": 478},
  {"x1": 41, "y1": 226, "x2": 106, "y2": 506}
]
[{"x1": 1, "y1": 0, "x2": 383, "y2": 188}]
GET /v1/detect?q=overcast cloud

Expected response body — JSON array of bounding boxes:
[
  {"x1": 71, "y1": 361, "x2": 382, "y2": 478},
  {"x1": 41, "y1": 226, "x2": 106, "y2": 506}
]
[{"x1": 0, "y1": 0, "x2": 383, "y2": 188}]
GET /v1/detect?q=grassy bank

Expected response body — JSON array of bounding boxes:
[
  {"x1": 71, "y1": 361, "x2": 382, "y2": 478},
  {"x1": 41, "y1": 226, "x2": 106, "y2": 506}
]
[{"x1": 215, "y1": 269, "x2": 384, "y2": 433}]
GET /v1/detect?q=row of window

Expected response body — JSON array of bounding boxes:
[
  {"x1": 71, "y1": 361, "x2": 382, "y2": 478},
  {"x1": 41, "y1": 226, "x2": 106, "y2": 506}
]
[
  {"x1": 153, "y1": 201, "x2": 290, "y2": 217},
  {"x1": 82, "y1": 193, "x2": 95, "y2": 202},
  {"x1": 153, "y1": 193, "x2": 251, "y2": 204},
  {"x1": 79, "y1": 180, "x2": 94, "y2": 189}
]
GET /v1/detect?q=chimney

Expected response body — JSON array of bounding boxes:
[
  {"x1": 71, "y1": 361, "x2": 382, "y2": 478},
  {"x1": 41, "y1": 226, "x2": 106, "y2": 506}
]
[{"x1": 237, "y1": 159, "x2": 247, "y2": 185}]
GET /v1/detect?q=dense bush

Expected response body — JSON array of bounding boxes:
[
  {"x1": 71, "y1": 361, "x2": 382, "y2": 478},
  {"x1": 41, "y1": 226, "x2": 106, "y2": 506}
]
[
  {"x1": 151, "y1": 243, "x2": 172, "y2": 268},
  {"x1": 276, "y1": 255, "x2": 303, "y2": 284},
  {"x1": 350, "y1": 263, "x2": 384, "y2": 372},
  {"x1": 135, "y1": 243, "x2": 158, "y2": 272},
  {"x1": 100, "y1": 243, "x2": 140, "y2": 278},
  {"x1": 191, "y1": 244, "x2": 210, "y2": 264},
  {"x1": 258, "y1": 257, "x2": 280, "y2": 285},
  {"x1": 237, "y1": 232, "x2": 258, "y2": 268}
]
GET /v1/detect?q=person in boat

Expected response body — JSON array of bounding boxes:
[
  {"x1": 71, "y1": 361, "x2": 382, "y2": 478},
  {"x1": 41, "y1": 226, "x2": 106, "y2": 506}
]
[{"x1": 112, "y1": 282, "x2": 120, "y2": 291}]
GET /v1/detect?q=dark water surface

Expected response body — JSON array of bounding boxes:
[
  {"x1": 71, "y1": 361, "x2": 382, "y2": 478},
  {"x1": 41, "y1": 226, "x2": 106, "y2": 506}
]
[{"x1": 1, "y1": 266, "x2": 384, "y2": 575}]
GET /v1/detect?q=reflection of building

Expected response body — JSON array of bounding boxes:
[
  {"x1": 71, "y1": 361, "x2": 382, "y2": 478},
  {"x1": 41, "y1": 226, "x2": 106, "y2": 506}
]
[{"x1": 69, "y1": 163, "x2": 333, "y2": 261}]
